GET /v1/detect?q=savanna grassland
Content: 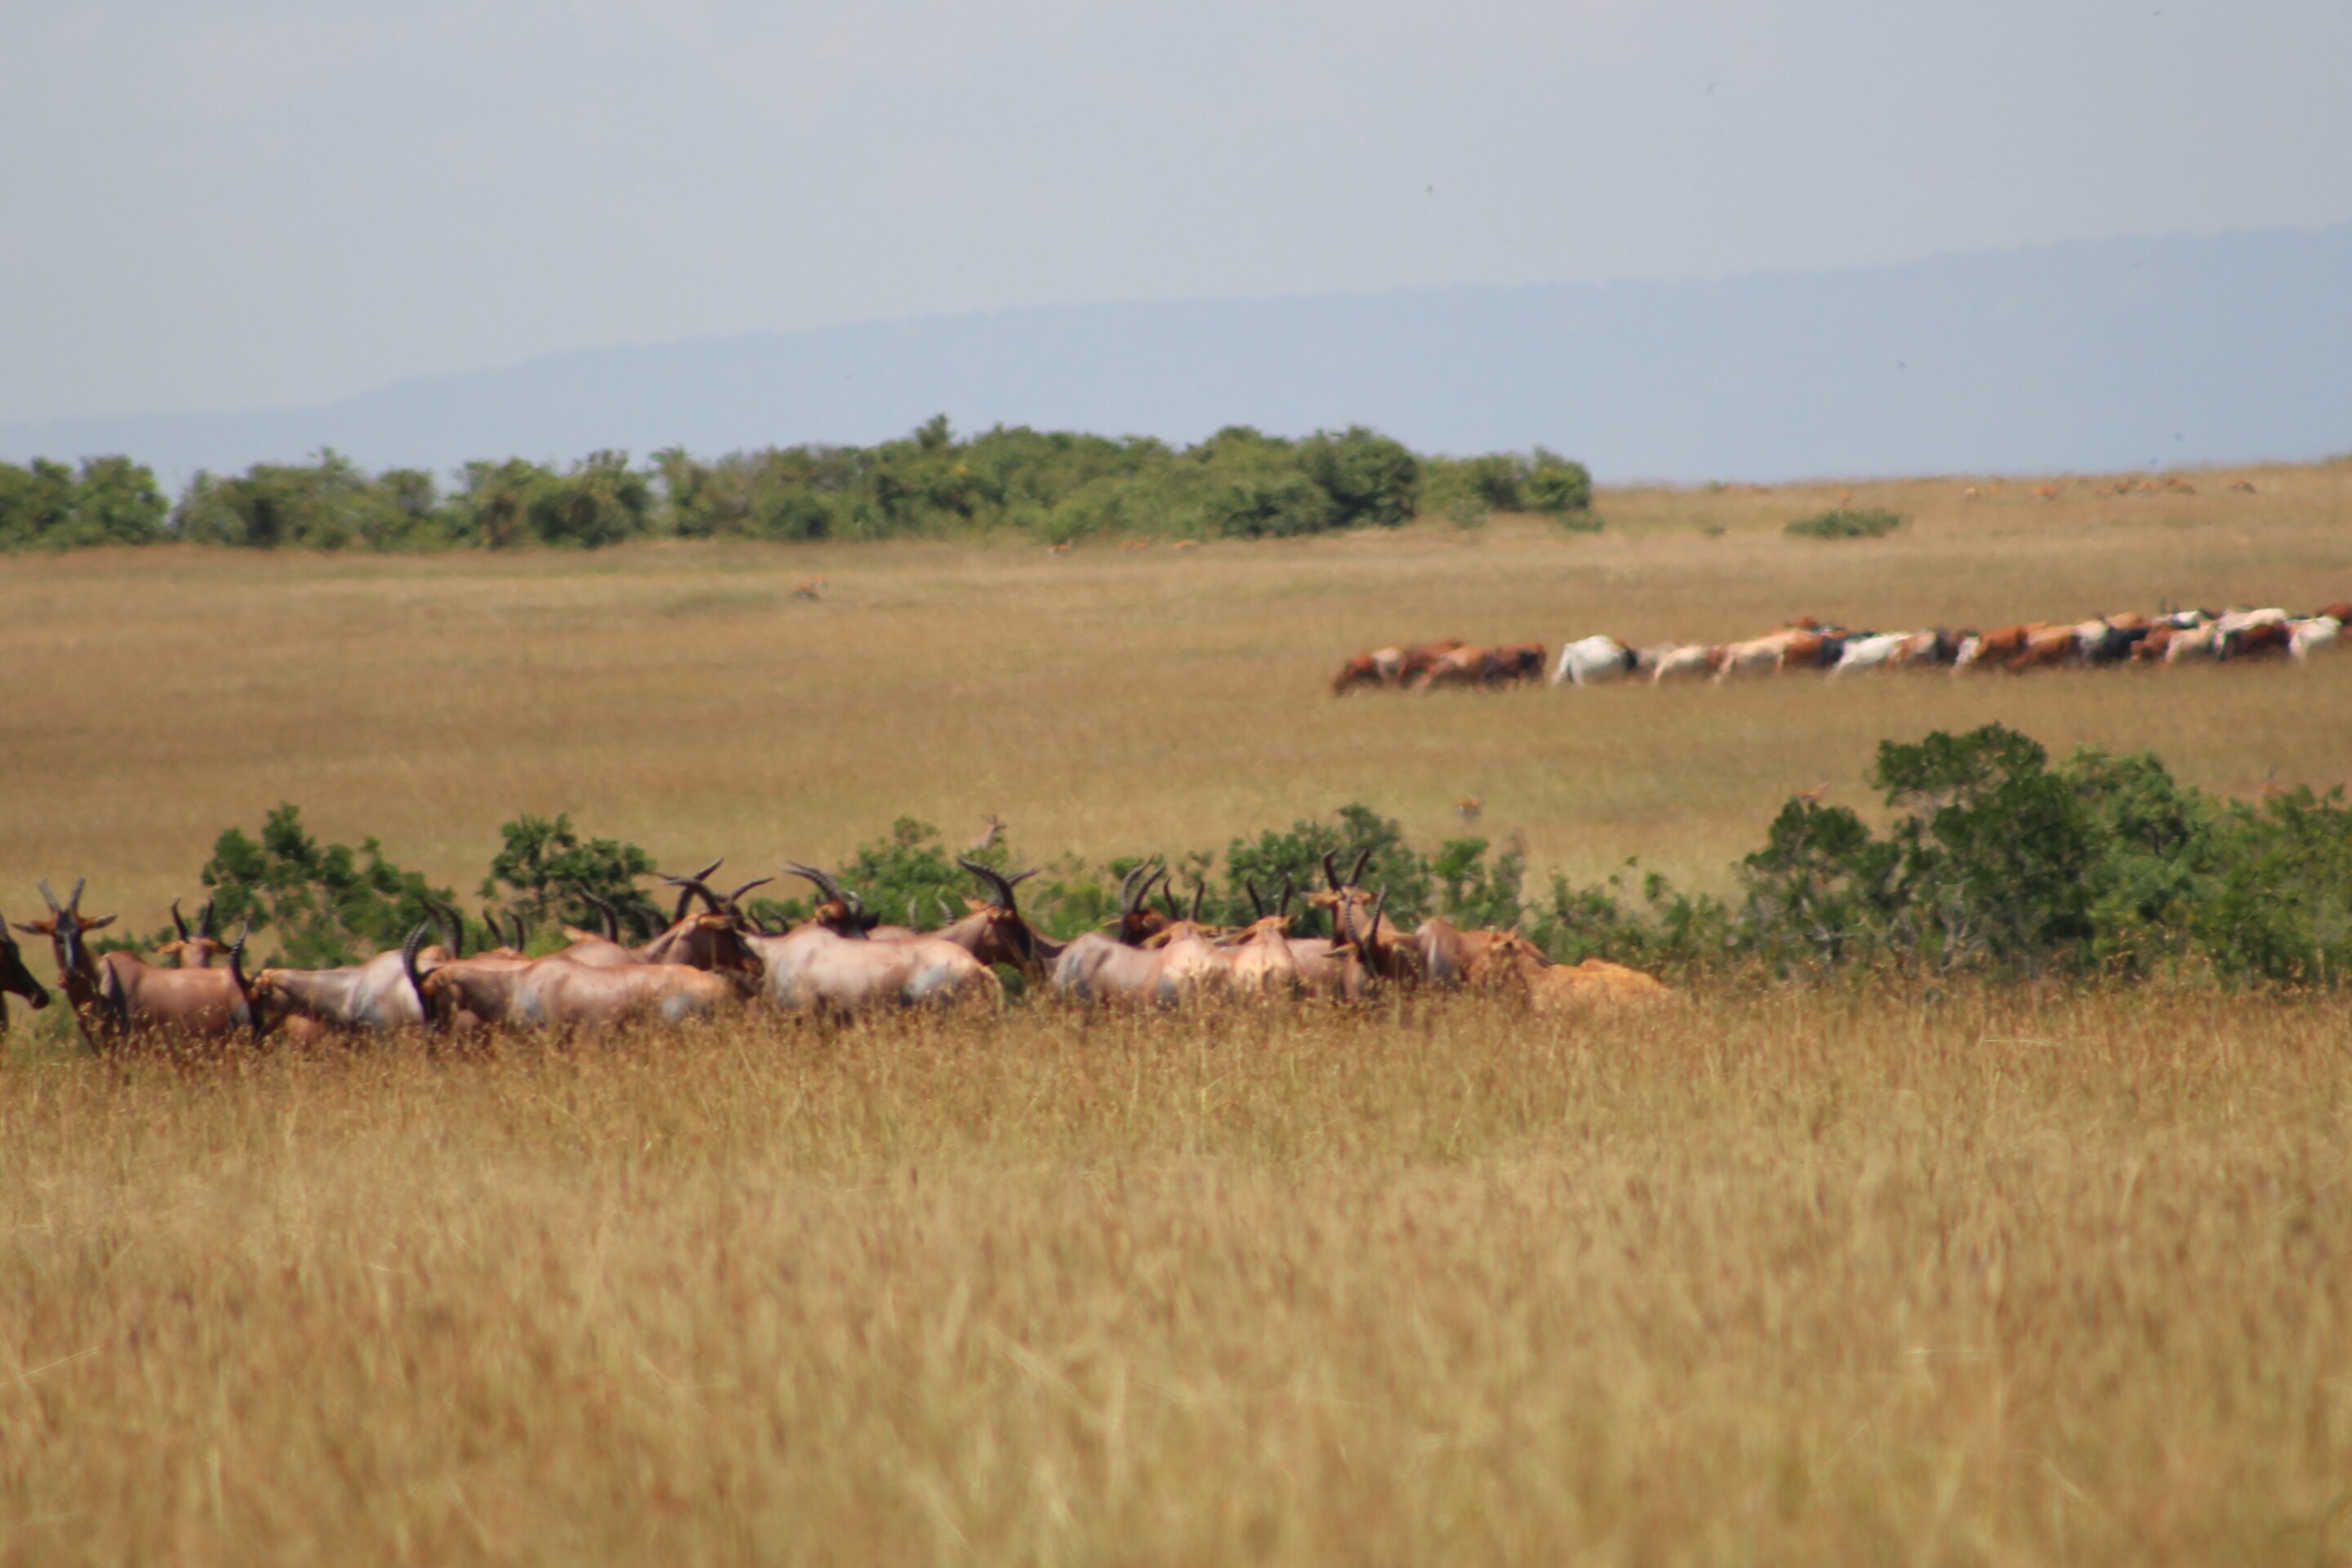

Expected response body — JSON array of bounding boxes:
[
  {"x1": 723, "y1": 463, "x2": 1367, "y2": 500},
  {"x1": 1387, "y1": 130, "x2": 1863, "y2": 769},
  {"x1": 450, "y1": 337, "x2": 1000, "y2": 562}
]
[
  {"x1": 5, "y1": 462, "x2": 2352, "y2": 1565},
  {"x1": 4, "y1": 461, "x2": 2350, "y2": 925}
]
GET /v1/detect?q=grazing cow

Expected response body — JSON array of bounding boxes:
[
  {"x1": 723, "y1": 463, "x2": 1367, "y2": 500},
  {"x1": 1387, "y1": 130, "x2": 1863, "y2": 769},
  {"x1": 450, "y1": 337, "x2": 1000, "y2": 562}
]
[
  {"x1": 15, "y1": 880, "x2": 260, "y2": 1050},
  {"x1": 2291, "y1": 617, "x2": 2342, "y2": 661},
  {"x1": 1551, "y1": 635, "x2": 1641, "y2": 687},
  {"x1": 2079, "y1": 620, "x2": 2154, "y2": 666},
  {"x1": 2006, "y1": 625, "x2": 2082, "y2": 673},
  {"x1": 1711, "y1": 631, "x2": 1800, "y2": 682},
  {"x1": 2165, "y1": 624, "x2": 2223, "y2": 664},
  {"x1": 1888, "y1": 629, "x2": 1962, "y2": 670},
  {"x1": 2220, "y1": 621, "x2": 2293, "y2": 662},
  {"x1": 2213, "y1": 607, "x2": 2289, "y2": 637},
  {"x1": 1953, "y1": 623, "x2": 2047, "y2": 673},
  {"x1": 1830, "y1": 631, "x2": 1911, "y2": 677},
  {"x1": 1332, "y1": 639, "x2": 1463, "y2": 695},
  {"x1": 1414, "y1": 643, "x2": 1545, "y2": 692},
  {"x1": 0, "y1": 911, "x2": 52, "y2": 1035},
  {"x1": 1650, "y1": 644, "x2": 1718, "y2": 684}
]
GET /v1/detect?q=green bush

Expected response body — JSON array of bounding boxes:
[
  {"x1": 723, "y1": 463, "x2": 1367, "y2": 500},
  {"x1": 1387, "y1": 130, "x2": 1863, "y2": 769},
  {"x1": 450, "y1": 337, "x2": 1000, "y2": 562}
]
[
  {"x1": 1785, "y1": 507, "x2": 1905, "y2": 539},
  {"x1": 1522, "y1": 448, "x2": 1592, "y2": 516},
  {"x1": 196, "y1": 804, "x2": 458, "y2": 968},
  {"x1": 479, "y1": 813, "x2": 665, "y2": 942},
  {"x1": 0, "y1": 457, "x2": 167, "y2": 551}
]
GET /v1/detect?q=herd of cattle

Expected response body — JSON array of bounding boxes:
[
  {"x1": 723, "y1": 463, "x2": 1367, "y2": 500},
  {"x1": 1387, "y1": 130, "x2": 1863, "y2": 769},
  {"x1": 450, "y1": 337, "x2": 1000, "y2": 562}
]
[
  {"x1": 1333, "y1": 599, "x2": 2352, "y2": 693},
  {"x1": 0, "y1": 858, "x2": 1668, "y2": 1051}
]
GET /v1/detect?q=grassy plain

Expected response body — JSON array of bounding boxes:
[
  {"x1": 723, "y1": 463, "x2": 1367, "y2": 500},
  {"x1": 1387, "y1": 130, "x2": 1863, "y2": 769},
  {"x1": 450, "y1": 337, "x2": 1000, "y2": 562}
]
[
  {"x1": 4, "y1": 461, "x2": 2350, "y2": 928},
  {"x1": 4, "y1": 992, "x2": 2352, "y2": 1564},
  {"x1": 4, "y1": 462, "x2": 2352, "y2": 1564}
]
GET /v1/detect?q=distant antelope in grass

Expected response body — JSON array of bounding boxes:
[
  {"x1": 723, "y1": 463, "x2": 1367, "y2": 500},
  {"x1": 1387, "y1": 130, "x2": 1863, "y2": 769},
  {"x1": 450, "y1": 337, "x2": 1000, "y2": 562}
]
[
  {"x1": 2034, "y1": 483, "x2": 2060, "y2": 501},
  {"x1": 790, "y1": 577, "x2": 826, "y2": 601},
  {"x1": 1454, "y1": 796, "x2": 1483, "y2": 824},
  {"x1": 1048, "y1": 541, "x2": 1072, "y2": 558},
  {"x1": 968, "y1": 813, "x2": 1004, "y2": 853}
]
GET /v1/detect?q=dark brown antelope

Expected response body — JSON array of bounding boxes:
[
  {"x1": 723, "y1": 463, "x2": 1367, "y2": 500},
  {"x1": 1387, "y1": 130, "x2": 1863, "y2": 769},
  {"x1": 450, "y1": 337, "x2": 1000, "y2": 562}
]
[
  {"x1": 14, "y1": 880, "x2": 260, "y2": 1049},
  {"x1": 0, "y1": 909, "x2": 53, "y2": 1034}
]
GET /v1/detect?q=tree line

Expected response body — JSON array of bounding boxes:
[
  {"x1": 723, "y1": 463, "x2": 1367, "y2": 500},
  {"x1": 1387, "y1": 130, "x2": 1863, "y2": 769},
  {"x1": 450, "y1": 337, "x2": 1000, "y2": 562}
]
[{"x1": 0, "y1": 418, "x2": 1595, "y2": 553}]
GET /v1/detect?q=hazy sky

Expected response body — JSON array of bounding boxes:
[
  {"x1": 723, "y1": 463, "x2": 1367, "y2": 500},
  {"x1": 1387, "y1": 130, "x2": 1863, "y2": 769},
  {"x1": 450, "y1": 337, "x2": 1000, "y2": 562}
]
[{"x1": 5, "y1": 0, "x2": 2346, "y2": 425}]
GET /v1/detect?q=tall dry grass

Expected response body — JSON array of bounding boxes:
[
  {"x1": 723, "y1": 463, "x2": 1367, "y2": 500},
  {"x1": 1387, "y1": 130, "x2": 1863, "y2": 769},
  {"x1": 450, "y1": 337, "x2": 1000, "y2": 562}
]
[
  {"x1": 2, "y1": 991, "x2": 2349, "y2": 1564},
  {"x1": 3, "y1": 461, "x2": 2350, "y2": 931}
]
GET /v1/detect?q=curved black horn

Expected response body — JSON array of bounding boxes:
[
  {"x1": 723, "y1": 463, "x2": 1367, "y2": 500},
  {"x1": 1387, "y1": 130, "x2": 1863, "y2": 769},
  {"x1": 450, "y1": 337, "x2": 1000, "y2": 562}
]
[
  {"x1": 782, "y1": 862, "x2": 860, "y2": 915},
  {"x1": 400, "y1": 923, "x2": 434, "y2": 1023},
  {"x1": 505, "y1": 911, "x2": 529, "y2": 952},
  {"x1": 1116, "y1": 858, "x2": 1163, "y2": 915},
  {"x1": 957, "y1": 857, "x2": 1030, "y2": 911},
  {"x1": 67, "y1": 880, "x2": 86, "y2": 915},
  {"x1": 38, "y1": 880, "x2": 60, "y2": 916},
  {"x1": 1278, "y1": 873, "x2": 1294, "y2": 919},
  {"x1": 1245, "y1": 878, "x2": 1264, "y2": 919},
  {"x1": 575, "y1": 885, "x2": 620, "y2": 941},
  {"x1": 198, "y1": 899, "x2": 216, "y2": 939},
  {"x1": 1347, "y1": 849, "x2": 1372, "y2": 887},
  {"x1": 171, "y1": 899, "x2": 191, "y2": 941},
  {"x1": 429, "y1": 899, "x2": 465, "y2": 959},
  {"x1": 1321, "y1": 851, "x2": 1343, "y2": 892},
  {"x1": 1189, "y1": 881, "x2": 1205, "y2": 924},
  {"x1": 723, "y1": 877, "x2": 773, "y2": 908}
]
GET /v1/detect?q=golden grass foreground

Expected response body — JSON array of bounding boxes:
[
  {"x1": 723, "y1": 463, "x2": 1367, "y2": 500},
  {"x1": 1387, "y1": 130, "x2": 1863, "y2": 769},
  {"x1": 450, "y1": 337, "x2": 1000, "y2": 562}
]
[{"x1": 5, "y1": 988, "x2": 2351, "y2": 1565}]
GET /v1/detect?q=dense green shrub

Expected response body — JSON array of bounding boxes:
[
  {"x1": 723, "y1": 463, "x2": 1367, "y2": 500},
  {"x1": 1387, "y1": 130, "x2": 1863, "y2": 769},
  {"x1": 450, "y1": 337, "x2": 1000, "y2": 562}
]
[
  {"x1": 194, "y1": 804, "x2": 458, "y2": 968},
  {"x1": 479, "y1": 813, "x2": 665, "y2": 941},
  {"x1": 1785, "y1": 507, "x2": 1904, "y2": 539},
  {"x1": 0, "y1": 457, "x2": 168, "y2": 550}
]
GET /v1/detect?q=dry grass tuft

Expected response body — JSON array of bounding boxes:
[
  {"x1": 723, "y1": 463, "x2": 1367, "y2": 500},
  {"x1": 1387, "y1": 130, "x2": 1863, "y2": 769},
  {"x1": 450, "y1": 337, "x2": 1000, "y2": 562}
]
[{"x1": 2, "y1": 991, "x2": 2350, "y2": 1563}]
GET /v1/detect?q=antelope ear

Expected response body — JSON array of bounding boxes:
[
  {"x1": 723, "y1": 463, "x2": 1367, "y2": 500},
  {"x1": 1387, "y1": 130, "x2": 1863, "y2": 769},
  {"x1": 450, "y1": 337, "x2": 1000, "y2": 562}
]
[
  {"x1": 80, "y1": 915, "x2": 118, "y2": 931},
  {"x1": 11, "y1": 921, "x2": 51, "y2": 935}
]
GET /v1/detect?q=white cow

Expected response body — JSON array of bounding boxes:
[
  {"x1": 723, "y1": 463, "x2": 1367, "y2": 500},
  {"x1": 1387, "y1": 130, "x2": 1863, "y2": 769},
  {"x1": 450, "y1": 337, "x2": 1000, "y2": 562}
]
[
  {"x1": 1830, "y1": 631, "x2": 1910, "y2": 677},
  {"x1": 1551, "y1": 635, "x2": 1640, "y2": 688},
  {"x1": 2165, "y1": 625, "x2": 2223, "y2": 663},
  {"x1": 2290, "y1": 616, "x2": 2341, "y2": 661},
  {"x1": 2212, "y1": 607, "x2": 2289, "y2": 637}
]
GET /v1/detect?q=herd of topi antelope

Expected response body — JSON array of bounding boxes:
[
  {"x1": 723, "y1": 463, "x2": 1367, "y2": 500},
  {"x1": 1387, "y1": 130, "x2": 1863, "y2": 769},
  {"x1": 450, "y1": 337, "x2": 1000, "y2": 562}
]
[
  {"x1": 0, "y1": 856, "x2": 1668, "y2": 1052},
  {"x1": 1334, "y1": 597, "x2": 2352, "y2": 693}
]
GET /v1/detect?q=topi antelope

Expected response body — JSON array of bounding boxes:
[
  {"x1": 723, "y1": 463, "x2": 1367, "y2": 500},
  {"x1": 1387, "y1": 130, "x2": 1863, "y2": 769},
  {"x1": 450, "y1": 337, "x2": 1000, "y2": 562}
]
[
  {"x1": 0, "y1": 910, "x2": 52, "y2": 1034},
  {"x1": 736, "y1": 864, "x2": 998, "y2": 1013},
  {"x1": 155, "y1": 898, "x2": 237, "y2": 968},
  {"x1": 15, "y1": 880, "x2": 260, "y2": 1049}
]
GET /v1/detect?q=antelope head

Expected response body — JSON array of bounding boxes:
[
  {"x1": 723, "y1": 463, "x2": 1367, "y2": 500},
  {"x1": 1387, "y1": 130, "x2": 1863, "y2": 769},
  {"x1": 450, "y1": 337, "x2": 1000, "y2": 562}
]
[
  {"x1": 955, "y1": 857, "x2": 1045, "y2": 973},
  {"x1": 0, "y1": 906, "x2": 53, "y2": 1022},
  {"x1": 783, "y1": 863, "x2": 876, "y2": 935},
  {"x1": 15, "y1": 880, "x2": 117, "y2": 986}
]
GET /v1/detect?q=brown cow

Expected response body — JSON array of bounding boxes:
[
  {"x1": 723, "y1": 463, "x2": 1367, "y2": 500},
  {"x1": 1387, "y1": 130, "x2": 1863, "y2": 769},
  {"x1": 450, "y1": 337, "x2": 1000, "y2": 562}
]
[
  {"x1": 1954, "y1": 623, "x2": 2047, "y2": 673},
  {"x1": 2006, "y1": 625, "x2": 2082, "y2": 673},
  {"x1": 1332, "y1": 639, "x2": 1463, "y2": 695},
  {"x1": 2220, "y1": 621, "x2": 2293, "y2": 662}
]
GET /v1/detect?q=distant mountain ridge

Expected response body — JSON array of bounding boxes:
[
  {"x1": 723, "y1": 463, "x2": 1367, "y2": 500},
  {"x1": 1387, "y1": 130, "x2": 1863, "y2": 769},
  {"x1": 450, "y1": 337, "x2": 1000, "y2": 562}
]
[{"x1": 7, "y1": 227, "x2": 2348, "y2": 488}]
